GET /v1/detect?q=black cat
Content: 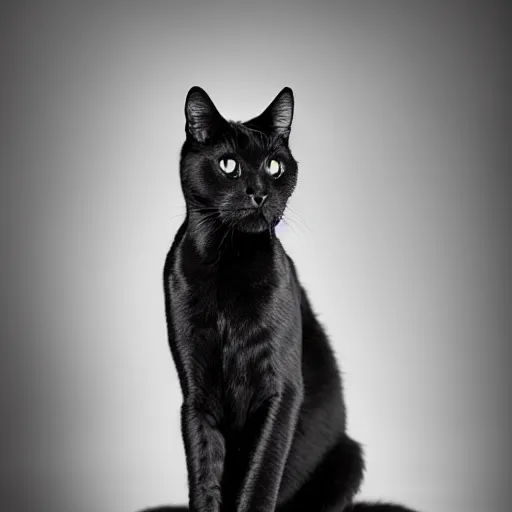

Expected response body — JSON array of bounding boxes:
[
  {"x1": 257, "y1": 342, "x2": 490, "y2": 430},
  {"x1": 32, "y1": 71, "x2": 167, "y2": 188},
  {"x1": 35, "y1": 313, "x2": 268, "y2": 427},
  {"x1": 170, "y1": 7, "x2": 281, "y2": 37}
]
[{"x1": 143, "y1": 87, "x2": 418, "y2": 512}]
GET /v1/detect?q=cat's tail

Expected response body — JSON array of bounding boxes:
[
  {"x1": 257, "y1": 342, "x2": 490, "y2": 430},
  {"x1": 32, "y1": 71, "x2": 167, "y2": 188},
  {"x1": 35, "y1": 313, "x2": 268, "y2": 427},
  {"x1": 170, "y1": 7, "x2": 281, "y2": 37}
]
[{"x1": 350, "y1": 503, "x2": 418, "y2": 512}]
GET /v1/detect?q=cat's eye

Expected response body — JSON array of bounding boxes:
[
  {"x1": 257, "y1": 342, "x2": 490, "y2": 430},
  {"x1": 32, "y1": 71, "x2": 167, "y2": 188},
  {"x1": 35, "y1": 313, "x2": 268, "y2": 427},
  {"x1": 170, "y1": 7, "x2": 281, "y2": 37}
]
[
  {"x1": 218, "y1": 157, "x2": 239, "y2": 177},
  {"x1": 266, "y1": 159, "x2": 283, "y2": 178}
]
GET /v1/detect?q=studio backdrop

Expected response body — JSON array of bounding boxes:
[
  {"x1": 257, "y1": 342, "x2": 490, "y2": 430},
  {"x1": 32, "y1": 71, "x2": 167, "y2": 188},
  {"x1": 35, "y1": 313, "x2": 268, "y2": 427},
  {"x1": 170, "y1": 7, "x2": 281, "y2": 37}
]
[{"x1": 0, "y1": 2, "x2": 509, "y2": 512}]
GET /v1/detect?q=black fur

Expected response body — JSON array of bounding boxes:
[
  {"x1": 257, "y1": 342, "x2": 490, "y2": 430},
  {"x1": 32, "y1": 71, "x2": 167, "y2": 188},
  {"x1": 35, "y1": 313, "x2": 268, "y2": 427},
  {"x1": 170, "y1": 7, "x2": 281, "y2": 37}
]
[{"x1": 141, "y1": 87, "x2": 418, "y2": 512}]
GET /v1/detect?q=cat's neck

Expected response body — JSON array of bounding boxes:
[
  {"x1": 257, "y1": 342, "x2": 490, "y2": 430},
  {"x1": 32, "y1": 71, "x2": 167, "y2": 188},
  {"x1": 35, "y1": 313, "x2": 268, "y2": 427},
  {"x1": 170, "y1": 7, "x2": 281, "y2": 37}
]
[{"x1": 184, "y1": 211, "x2": 277, "y2": 265}]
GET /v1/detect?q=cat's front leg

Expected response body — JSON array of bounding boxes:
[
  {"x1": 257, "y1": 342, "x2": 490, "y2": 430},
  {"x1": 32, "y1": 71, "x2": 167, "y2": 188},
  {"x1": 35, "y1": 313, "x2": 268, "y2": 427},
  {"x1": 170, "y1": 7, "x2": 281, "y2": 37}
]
[
  {"x1": 182, "y1": 396, "x2": 226, "y2": 512},
  {"x1": 236, "y1": 383, "x2": 303, "y2": 512}
]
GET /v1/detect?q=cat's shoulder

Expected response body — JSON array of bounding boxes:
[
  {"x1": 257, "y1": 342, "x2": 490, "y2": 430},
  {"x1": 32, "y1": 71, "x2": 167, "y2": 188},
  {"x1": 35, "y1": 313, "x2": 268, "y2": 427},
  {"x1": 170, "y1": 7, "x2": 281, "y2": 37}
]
[{"x1": 163, "y1": 220, "x2": 187, "y2": 279}]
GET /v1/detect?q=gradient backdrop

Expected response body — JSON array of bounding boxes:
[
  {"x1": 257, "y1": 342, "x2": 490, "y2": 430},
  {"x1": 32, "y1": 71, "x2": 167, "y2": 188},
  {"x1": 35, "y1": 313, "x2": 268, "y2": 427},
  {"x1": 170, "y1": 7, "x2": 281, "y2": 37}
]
[{"x1": 0, "y1": 2, "x2": 510, "y2": 512}]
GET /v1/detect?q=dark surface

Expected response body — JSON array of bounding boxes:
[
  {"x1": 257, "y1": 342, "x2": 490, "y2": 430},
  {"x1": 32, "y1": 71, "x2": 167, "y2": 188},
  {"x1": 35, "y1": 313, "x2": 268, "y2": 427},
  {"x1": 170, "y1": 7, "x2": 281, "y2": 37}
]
[{"x1": 138, "y1": 507, "x2": 416, "y2": 512}]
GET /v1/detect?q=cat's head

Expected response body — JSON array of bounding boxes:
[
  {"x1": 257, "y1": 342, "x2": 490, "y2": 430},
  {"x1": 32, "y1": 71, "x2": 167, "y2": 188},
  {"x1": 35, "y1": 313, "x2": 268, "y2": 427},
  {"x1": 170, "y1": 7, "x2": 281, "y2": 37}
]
[{"x1": 180, "y1": 86, "x2": 298, "y2": 234}]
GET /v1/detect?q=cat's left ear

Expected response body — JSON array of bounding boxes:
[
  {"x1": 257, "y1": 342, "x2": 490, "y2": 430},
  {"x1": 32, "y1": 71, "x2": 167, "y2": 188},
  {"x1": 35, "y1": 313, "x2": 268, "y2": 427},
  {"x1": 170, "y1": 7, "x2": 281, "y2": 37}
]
[
  {"x1": 185, "y1": 86, "x2": 226, "y2": 143},
  {"x1": 245, "y1": 87, "x2": 294, "y2": 138}
]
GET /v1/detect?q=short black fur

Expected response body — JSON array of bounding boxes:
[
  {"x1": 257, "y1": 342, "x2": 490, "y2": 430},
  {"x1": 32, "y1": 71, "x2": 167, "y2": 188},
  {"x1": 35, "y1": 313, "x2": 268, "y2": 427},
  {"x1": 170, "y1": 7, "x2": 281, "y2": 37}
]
[{"x1": 146, "y1": 87, "x2": 419, "y2": 512}]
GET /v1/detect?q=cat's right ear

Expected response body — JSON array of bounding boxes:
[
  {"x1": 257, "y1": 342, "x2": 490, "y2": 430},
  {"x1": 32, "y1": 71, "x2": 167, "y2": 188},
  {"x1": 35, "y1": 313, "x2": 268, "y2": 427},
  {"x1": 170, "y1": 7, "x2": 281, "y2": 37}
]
[
  {"x1": 185, "y1": 86, "x2": 226, "y2": 143},
  {"x1": 244, "y1": 87, "x2": 294, "y2": 138}
]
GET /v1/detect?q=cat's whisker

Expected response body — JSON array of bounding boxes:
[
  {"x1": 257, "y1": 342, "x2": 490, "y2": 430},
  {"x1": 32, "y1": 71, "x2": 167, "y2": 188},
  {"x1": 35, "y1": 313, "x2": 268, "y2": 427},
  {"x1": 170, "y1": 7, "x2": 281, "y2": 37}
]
[
  {"x1": 169, "y1": 213, "x2": 186, "y2": 220},
  {"x1": 194, "y1": 212, "x2": 220, "y2": 232},
  {"x1": 285, "y1": 206, "x2": 312, "y2": 233},
  {"x1": 286, "y1": 204, "x2": 309, "y2": 225},
  {"x1": 281, "y1": 216, "x2": 302, "y2": 238},
  {"x1": 284, "y1": 211, "x2": 315, "y2": 242},
  {"x1": 191, "y1": 211, "x2": 219, "y2": 230},
  {"x1": 188, "y1": 206, "x2": 254, "y2": 214},
  {"x1": 212, "y1": 223, "x2": 234, "y2": 265},
  {"x1": 283, "y1": 214, "x2": 313, "y2": 241}
]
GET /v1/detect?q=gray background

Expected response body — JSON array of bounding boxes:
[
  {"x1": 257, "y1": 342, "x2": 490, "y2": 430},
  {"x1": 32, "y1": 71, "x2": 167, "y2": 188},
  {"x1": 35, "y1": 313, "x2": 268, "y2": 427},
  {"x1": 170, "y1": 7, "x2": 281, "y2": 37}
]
[{"x1": 1, "y1": 2, "x2": 510, "y2": 512}]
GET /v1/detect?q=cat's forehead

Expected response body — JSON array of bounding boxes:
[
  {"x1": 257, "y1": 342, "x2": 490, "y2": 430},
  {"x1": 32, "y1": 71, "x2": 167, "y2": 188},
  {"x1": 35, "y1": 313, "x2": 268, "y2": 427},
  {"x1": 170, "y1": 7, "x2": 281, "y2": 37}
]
[{"x1": 217, "y1": 122, "x2": 283, "y2": 157}]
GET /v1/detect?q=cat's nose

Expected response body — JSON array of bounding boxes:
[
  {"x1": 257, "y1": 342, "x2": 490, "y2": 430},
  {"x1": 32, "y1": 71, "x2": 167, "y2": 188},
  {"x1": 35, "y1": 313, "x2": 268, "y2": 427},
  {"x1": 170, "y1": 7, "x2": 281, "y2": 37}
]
[
  {"x1": 252, "y1": 194, "x2": 267, "y2": 206},
  {"x1": 246, "y1": 187, "x2": 268, "y2": 207}
]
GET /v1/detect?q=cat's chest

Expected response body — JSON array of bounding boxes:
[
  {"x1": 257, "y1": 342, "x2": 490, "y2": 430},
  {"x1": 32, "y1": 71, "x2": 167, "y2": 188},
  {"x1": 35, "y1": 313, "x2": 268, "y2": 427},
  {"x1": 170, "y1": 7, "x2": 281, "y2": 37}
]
[
  {"x1": 170, "y1": 240, "x2": 301, "y2": 405},
  {"x1": 183, "y1": 244, "x2": 285, "y2": 319},
  {"x1": 184, "y1": 271, "x2": 287, "y2": 427}
]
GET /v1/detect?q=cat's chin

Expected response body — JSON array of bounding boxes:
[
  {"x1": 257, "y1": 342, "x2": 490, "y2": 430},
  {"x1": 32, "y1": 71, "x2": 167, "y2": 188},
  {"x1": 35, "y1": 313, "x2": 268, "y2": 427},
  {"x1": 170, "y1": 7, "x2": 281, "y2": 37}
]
[{"x1": 235, "y1": 216, "x2": 271, "y2": 234}]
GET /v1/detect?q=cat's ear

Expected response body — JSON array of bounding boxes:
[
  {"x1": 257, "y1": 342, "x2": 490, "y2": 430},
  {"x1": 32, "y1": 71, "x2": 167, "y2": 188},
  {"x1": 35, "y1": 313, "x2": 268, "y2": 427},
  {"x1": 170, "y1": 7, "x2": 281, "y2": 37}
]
[
  {"x1": 185, "y1": 86, "x2": 226, "y2": 143},
  {"x1": 245, "y1": 87, "x2": 294, "y2": 138}
]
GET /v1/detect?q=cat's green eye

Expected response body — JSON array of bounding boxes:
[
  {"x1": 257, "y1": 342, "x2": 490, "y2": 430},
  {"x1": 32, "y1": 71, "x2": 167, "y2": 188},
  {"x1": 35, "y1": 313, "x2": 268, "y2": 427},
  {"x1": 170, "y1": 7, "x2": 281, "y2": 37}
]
[
  {"x1": 219, "y1": 157, "x2": 239, "y2": 177},
  {"x1": 266, "y1": 159, "x2": 283, "y2": 178}
]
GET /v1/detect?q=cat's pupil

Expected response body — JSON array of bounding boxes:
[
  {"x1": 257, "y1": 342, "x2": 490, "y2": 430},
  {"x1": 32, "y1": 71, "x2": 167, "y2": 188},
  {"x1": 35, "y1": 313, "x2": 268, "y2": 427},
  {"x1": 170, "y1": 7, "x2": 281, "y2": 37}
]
[
  {"x1": 220, "y1": 158, "x2": 237, "y2": 174},
  {"x1": 267, "y1": 159, "x2": 281, "y2": 177}
]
